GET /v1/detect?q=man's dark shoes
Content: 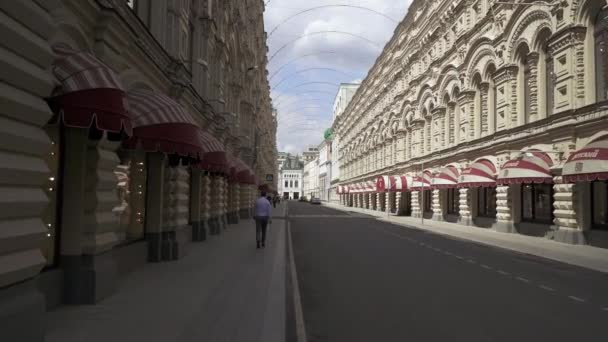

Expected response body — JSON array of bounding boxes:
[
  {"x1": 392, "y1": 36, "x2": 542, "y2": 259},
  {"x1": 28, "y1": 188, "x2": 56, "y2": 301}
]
[{"x1": 256, "y1": 242, "x2": 260, "y2": 249}]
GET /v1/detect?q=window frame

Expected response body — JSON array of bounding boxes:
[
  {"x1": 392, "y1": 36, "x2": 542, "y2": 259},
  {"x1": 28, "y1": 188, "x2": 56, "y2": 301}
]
[
  {"x1": 477, "y1": 186, "x2": 497, "y2": 218},
  {"x1": 447, "y1": 188, "x2": 459, "y2": 215},
  {"x1": 521, "y1": 183, "x2": 554, "y2": 224}
]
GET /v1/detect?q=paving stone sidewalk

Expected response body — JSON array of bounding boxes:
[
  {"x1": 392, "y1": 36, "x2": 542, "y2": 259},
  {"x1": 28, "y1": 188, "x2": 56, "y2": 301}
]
[
  {"x1": 45, "y1": 203, "x2": 287, "y2": 342},
  {"x1": 323, "y1": 202, "x2": 608, "y2": 273}
]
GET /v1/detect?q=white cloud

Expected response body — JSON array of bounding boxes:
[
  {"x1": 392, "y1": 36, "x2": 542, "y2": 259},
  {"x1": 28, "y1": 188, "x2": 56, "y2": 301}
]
[{"x1": 264, "y1": 0, "x2": 412, "y2": 154}]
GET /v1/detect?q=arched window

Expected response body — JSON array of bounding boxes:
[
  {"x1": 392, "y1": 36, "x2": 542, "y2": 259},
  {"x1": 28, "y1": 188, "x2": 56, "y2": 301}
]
[
  {"x1": 485, "y1": 64, "x2": 497, "y2": 134},
  {"x1": 516, "y1": 44, "x2": 532, "y2": 124},
  {"x1": 444, "y1": 93, "x2": 453, "y2": 145},
  {"x1": 536, "y1": 28, "x2": 554, "y2": 118},
  {"x1": 472, "y1": 73, "x2": 483, "y2": 139},
  {"x1": 595, "y1": 8, "x2": 608, "y2": 101}
]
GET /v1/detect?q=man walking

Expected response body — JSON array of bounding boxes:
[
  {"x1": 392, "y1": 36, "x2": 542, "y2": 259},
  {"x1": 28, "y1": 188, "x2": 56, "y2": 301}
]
[{"x1": 254, "y1": 191, "x2": 272, "y2": 248}]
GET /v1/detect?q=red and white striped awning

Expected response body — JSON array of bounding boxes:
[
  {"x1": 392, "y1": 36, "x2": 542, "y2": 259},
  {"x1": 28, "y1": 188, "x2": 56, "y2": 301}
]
[
  {"x1": 196, "y1": 130, "x2": 228, "y2": 173},
  {"x1": 377, "y1": 175, "x2": 409, "y2": 192},
  {"x1": 410, "y1": 171, "x2": 433, "y2": 191},
  {"x1": 351, "y1": 182, "x2": 366, "y2": 193},
  {"x1": 123, "y1": 89, "x2": 202, "y2": 158},
  {"x1": 48, "y1": 44, "x2": 131, "y2": 137},
  {"x1": 229, "y1": 156, "x2": 254, "y2": 184},
  {"x1": 432, "y1": 166, "x2": 460, "y2": 189},
  {"x1": 563, "y1": 135, "x2": 608, "y2": 182},
  {"x1": 337, "y1": 185, "x2": 350, "y2": 194},
  {"x1": 364, "y1": 180, "x2": 377, "y2": 193},
  {"x1": 498, "y1": 151, "x2": 553, "y2": 184},
  {"x1": 458, "y1": 159, "x2": 497, "y2": 187}
]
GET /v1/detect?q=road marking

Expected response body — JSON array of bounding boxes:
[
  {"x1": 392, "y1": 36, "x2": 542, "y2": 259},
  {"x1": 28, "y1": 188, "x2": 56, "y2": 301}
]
[
  {"x1": 466, "y1": 259, "x2": 476, "y2": 264},
  {"x1": 444, "y1": 251, "x2": 453, "y2": 256},
  {"x1": 497, "y1": 270, "x2": 510, "y2": 276},
  {"x1": 538, "y1": 285, "x2": 556, "y2": 292},
  {"x1": 433, "y1": 248, "x2": 441, "y2": 252},
  {"x1": 568, "y1": 296, "x2": 586, "y2": 303},
  {"x1": 454, "y1": 255, "x2": 464, "y2": 260},
  {"x1": 516, "y1": 276, "x2": 530, "y2": 283},
  {"x1": 480, "y1": 264, "x2": 492, "y2": 270},
  {"x1": 602, "y1": 307, "x2": 608, "y2": 311}
]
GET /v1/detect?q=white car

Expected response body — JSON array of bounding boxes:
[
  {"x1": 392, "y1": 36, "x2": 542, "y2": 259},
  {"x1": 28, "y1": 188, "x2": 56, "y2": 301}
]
[{"x1": 310, "y1": 197, "x2": 321, "y2": 204}]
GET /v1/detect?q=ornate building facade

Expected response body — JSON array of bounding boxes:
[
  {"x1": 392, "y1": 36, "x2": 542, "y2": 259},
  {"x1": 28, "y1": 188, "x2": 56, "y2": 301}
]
[
  {"x1": 336, "y1": 0, "x2": 608, "y2": 249},
  {"x1": 0, "y1": 1, "x2": 276, "y2": 340}
]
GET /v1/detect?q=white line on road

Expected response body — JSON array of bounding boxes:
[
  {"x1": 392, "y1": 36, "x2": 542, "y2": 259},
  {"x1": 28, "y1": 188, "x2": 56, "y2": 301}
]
[
  {"x1": 444, "y1": 251, "x2": 453, "y2": 256},
  {"x1": 433, "y1": 248, "x2": 441, "y2": 252},
  {"x1": 466, "y1": 259, "x2": 476, "y2": 264},
  {"x1": 454, "y1": 255, "x2": 464, "y2": 260},
  {"x1": 480, "y1": 264, "x2": 492, "y2": 270},
  {"x1": 516, "y1": 276, "x2": 530, "y2": 283},
  {"x1": 538, "y1": 285, "x2": 556, "y2": 292},
  {"x1": 568, "y1": 296, "x2": 586, "y2": 303},
  {"x1": 602, "y1": 307, "x2": 608, "y2": 311},
  {"x1": 497, "y1": 270, "x2": 510, "y2": 276}
]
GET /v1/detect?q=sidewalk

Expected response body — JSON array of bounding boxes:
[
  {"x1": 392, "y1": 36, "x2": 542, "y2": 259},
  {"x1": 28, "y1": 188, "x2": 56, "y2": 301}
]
[
  {"x1": 45, "y1": 203, "x2": 288, "y2": 342},
  {"x1": 323, "y1": 202, "x2": 608, "y2": 273}
]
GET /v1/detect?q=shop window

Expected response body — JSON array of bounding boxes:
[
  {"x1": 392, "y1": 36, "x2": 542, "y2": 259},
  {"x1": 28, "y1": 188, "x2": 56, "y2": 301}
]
[
  {"x1": 423, "y1": 190, "x2": 432, "y2": 212},
  {"x1": 521, "y1": 183, "x2": 553, "y2": 224},
  {"x1": 42, "y1": 125, "x2": 61, "y2": 267},
  {"x1": 447, "y1": 188, "x2": 459, "y2": 215},
  {"x1": 591, "y1": 181, "x2": 608, "y2": 230},
  {"x1": 477, "y1": 187, "x2": 497, "y2": 218},
  {"x1": 113, "y1": 150, "x2": 147, "y2": 242}
]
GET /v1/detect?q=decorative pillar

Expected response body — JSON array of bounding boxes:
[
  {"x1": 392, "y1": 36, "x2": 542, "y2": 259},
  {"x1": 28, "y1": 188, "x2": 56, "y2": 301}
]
[
  {"x1": 495, "y1": 185, "x2": 515, "y2": 233},
  {"x1": 457, "y1": 91, "x2": 475, "y2": 143},
  {"x1": 553, "y1": 180, "x2": 586, "y2": 244},
  {"x1": 227, "y1": 182, "x2": 239, "y2": 224},
  {"x1": 190, "y1": 168, "x2": 205, "y2": 241},
  {"x1": 217, "y1": 176, "x2": 227, "y2": 230},
  {"x1": 200, "y1": 173, "x2": 211, "y2": 239},
  {"x1": 411, "y1": 191, "x2": 421, "y2": 218},
  {"x1": 458, "y1": 188, "x2": 472, "y2": 226},
  {"x1": 395, "y1": 192, "x2": 402, "y2": 215},
  {"x1": 494, "y1": 65, "x2": 518, "y2": 130},
  {"x1": 162, "y1": 164, "x2": 190, "y2": 260},
  {"x1": 239, "y1": 183, "x2": 251, "y2": 219},
  {"x1": 377, "y1": 193, "x2": 383, "y2": 211},
  {"x1": 431, "y1": 189, "x2": 443, "y2": 221},
  {"x1": 144, "y1": 152, "x2": 167, "y2": 260},
  {"x1": 354, "y1": 193, "x2": 359, "y2": 207},
  {"x1": 209, "y1": 175, "x2": 221, "y2": 235},
  {"x1": 61, "y1": 129, "x2": 119, "y2": 304}
]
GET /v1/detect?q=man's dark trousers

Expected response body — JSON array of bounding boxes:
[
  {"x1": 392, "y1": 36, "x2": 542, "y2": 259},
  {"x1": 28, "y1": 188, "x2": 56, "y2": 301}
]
[{"x1": 255, "y1": 216, "x2": 269, "y2": 244}]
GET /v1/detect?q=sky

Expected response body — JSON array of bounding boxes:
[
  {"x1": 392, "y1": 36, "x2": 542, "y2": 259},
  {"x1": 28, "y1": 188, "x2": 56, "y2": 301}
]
[{"x1": 263, "y1": 0, "x2": 412, "y2": 154}]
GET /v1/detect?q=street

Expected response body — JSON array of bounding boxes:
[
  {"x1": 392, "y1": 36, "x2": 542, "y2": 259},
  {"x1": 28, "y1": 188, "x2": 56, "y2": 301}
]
[{"x1": 288, "y1": 201, "x2": 608, "y2": 342}]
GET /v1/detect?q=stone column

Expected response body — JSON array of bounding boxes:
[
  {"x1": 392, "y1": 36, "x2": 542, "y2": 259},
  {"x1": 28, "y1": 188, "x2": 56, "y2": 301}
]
[
  {"x1": 431, "y1": 189, "x2": 443, "y2": 221},
  {"x1": 200, "y1": 173, "x2": 210, "y2": 239},
  {"x1": 227, "y1": 182, "x2": 239, "y2": 224},
  {"x1": 458, "y1": 188, "x2": 472, "y2": 226},
  {"x1": 209, "y1": 175, "x2": 221, "y2": 235},
  {"x1": 495, "y1": 185, "x2": 515, "y2": 233},
  {"x1": 411, "y1": 191, "x2": 421, "y2": 218},
  {"x1": 395, "y1": 192, "x2": 402, "y2": 215},
  {"x1": 553, "y1": 181, "x2": 586, "y2": 244},
  {"x1": 354, "y1": 193, "x2": 358, "y2": 207},
  {"x1": 219, "y1": 177, "x2": 228, "y2": 229},
  {"x1": 386, "y1": 192, "x2": 392, "y2": 213},
  {"x1": 162, "y1": 165, "x2": 190, "y2": 260},
  {"x1": 61, "y1": 129, "x2": 119, "y2": 304},
  {"x1": 457, "y1": 90, "x2": 475, "y2": 143},
  {"x1": 494, "y1": 65, "x2": 518, "y2": 130},
  {"x1": 377, "y1": 193, "x2": 383, "y2": 211},
  {"x1": 239, "y1": 183, "x2": 251, "y2": 219},
  {"x1": 145, "y1": 152, "x2": 167, "y2": 260},
  {"x1": 190, "y1": 168, "x2": 204, "y2": 241}
]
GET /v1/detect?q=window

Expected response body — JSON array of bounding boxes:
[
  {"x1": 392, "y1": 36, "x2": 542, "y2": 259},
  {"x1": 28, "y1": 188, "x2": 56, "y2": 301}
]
[
  {"x1": 521, "y1": 184, "x2": 553, "y2": 223},
  {"x1": 295, "y1": 180, "x2": 299, "y2": 188},
  {"x1": 423, "y1": 190, "x2": 432, "y2": 212},
  {"x1": 595, "y1": 8, "x2": 608, "y2": 101},
  {"x1": 290, "y1": 180, "x2": 293, "y2": 187},
  {"x1": 591, "y1": 181, "x2": 608, "y2": 230},
  {"x1": 523, "y1": 55, "x2": 532, "y2": 122},
  {"x1": 477, "y1": 187, "x2": 497, "y2": 218},
  {"x1": 447, "y1": 188, "x2": 459, "y2": 215},
  {"x1": 285, "y1": 180, "x2": 288, "y2": 187}
]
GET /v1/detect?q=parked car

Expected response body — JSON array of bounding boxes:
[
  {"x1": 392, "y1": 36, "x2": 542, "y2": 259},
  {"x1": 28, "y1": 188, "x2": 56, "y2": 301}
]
[
  {"x1": 299, "y1": 196, "x2": 307, "y2": 202},
  {"x1": 310, "y1": 197, "x2": 321, "y2": 204}
]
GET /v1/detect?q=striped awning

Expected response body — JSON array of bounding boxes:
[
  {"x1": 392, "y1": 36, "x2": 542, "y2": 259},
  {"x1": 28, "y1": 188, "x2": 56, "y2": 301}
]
[
  {"x1": 458, "y1": 159, "x2": 497, "y2": 187},
  {"x1": 377, "y1": 175, "x2": 409, "y2": 192},
  {"x1": 123, "y1": 89, "x2": 202, "y2": 158},
  {"x1": 410, "y1": 171, "x2": 433, "y2": 191},
  {"x1": 432, "y1": 166, "x2": 460, "y2": 189},
  {"x1": 498, "y1": 151, "x2": 553, "y2": 185},
  {"x1": 197, "y1": 130, "x2": 228, "y2": 172},
  {"x1": 229, "y1": 156, "x2": 254, "y2": 184},
  {"x1": 337, "y1": 185, "x2": 350, "y2": 194},
  {"x1": 364, "y1": 180, "x2": 377, "y2": 193},
  {"x1": 48, "y1": 44, "x2": 131, "y2": 138},
  {"x1": 563, "y1": 135, "x2": 608, "y2": 182}
]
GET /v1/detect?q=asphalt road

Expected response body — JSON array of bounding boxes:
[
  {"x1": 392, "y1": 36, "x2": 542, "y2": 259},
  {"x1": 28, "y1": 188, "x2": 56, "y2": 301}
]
[{"x1": 288, "y1": 201, "x2": 608, "y2": 342}]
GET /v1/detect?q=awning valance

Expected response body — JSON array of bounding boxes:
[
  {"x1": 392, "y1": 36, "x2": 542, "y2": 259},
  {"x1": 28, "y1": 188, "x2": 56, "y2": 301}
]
[
  {"x1": 364, "y1": 180, "x2": 377, "y2": 193},
  {"x1": 123, "y1": 89, "x2": 202, "y2": 158},
  {"x1": 498, "y1": 151, "x2": 553, "y2": 185},
  {"x1": 377, "y1": 175, "x2": 409, "y2": 192},
  {"x1": 230, "y1": 156, "x2": 254, "y2": 184},
  {"x1": 337, "y1": 185, "x2": 350, "y2": 194},
  {"x1": 410, "y1": 171, "x2": 433, "y2": 191},
  {"x1": 432, "y1": 166, "x2": 460, "y2": 189},
  {"x1": 563, "y1": 135, "x2": 608, "y2": 182},
  {"x1": 458, "y1": 159, "x2": 497, "y2": 188},
  {"x1": 48, "y1": 44, "x2": 131, "y2": 138},
  {"x1": 197, "y1": 130, "x2": 227, "y2": 172}
]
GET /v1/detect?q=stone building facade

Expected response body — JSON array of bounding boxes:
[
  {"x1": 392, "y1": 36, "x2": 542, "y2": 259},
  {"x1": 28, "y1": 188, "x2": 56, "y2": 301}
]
[
  {"x1": 336, "y1": 0, "x2": 608, "y2": 249},
  {"x1": 0, "y1": 0, "x2": 275, "y2": 340}
]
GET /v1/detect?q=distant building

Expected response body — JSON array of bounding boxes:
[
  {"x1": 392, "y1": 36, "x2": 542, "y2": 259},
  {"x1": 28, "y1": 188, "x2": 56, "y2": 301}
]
[
  {"x1": 277, "y1": 153, "x2": 304, "y2": 200},
  {"x1": 302, "y1": 147, "x2": 320, "y2": 199}
]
